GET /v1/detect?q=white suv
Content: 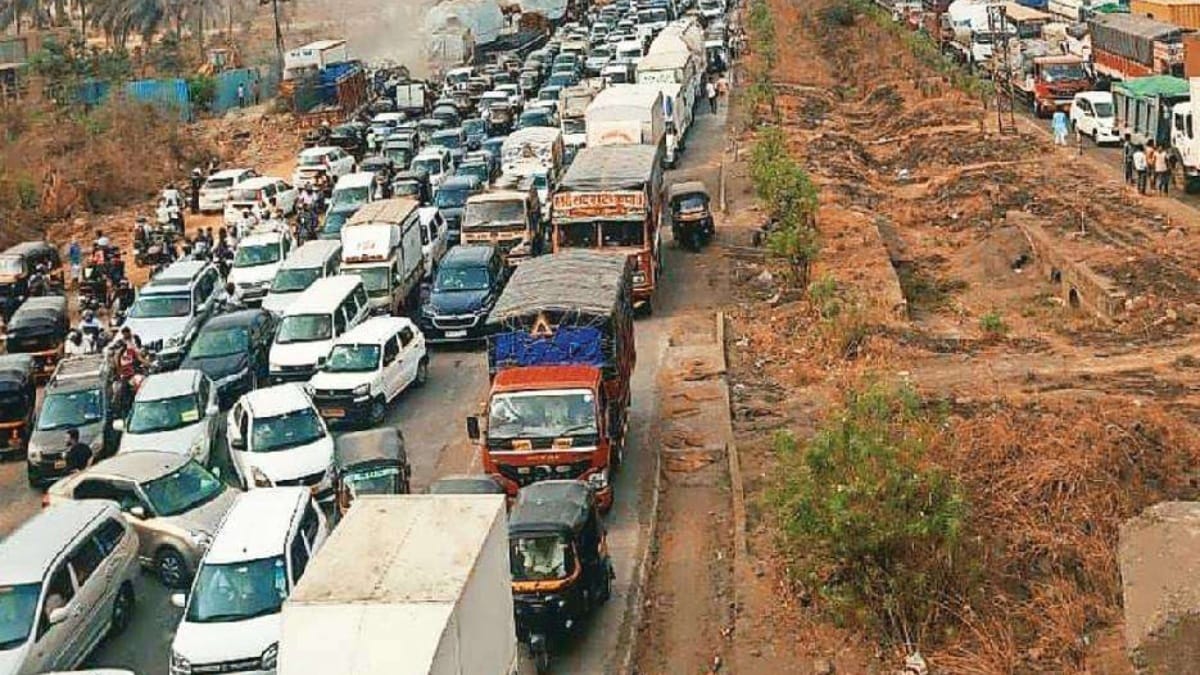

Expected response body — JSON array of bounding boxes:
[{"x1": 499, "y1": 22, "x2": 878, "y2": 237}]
[
  {"x1": 307, "y1": 317, "x2": 429, "y2": 428},
  {"x1": 292, "y1": 146, "x2": 356, "y2": 189},
  {"x1": 228, "y1": 229, "x2": 296, "y2": 306},
  {"x1": 226, "y1": 383, "x2": 335, "y2": 495},
  {"x1": 198, "y1": 168, "x2": 257, "y2": 213}
]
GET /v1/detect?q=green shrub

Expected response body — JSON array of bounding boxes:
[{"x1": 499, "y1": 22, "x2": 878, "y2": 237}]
[
  {"x1": 979, "y1": 310, "x2": 1008, "y2": 336},
  {"x1": 187, "y1": 75, "x2": 217, "y2": 113}
]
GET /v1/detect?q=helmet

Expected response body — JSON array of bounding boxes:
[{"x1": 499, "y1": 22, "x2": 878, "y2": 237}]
[{"x1": 68, "y1": 329, "x2": 81, "y2": 343}]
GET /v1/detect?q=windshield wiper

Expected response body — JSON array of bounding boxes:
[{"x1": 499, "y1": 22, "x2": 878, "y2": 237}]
[{"x1": 556, "y1": 424, "x2": 597, "y2": 436}]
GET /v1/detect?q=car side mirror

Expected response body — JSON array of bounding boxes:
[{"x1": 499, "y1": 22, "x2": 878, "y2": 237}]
[
  {"x1": 466, "y1": 416, "x2": 481, "y2": 443},
  {"x1": 129, "y1": 505, "x2": 147, "y2": 519},
  {"x1": 112, "y1": 419, "x2": 125, "y2": 433},
  {"x1": 316, "y1": 356, "x2": 327, "y2": 368},
  {"x1": 48, "y1": 607, "x2": 69, "y2": 626},
  {"x1": 170, "y1": 592, "x2": 187, "y2": 609}
]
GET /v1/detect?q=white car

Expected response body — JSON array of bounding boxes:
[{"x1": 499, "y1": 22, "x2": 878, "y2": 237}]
[
  {"x1": 198, "y1": 168, "x2": 256, "y2": 212},
  {"x1": 412, "y1": 148, "x2": 452, "y2": 191},
  {"x1": 307, "y1": 317, "x2": 428, "y2": 427},
  {"x1": 223, "y1": 177, "x2": 299, "y2": 226},
  {"x1": 291, "y1": 146, "x2": 356, "y2": 189},
  {"x1": 417, "y1": 206, "x2": 449, "y2": 277},
  {"x1": 1070, "y1": 91, "x2": 1119, "y2": 145},
  {"x1": 227, "y1": 229, "x2": 296, "y2": 305},
  {"x1": 226, "y1": 383, "x2": 335, "y2": 493},
  {"x1": 114, "y1": 369, "x2": 220, "y2": 464}
]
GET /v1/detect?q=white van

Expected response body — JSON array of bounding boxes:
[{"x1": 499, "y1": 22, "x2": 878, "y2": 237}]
[
  {"x1": 228, "y1": 229, "x2": 297, "y2": 306},
  {"x1": 328, "y1": 172, "x2": 376, "y2": 214},
  {"x1": 262, "y1": 240, "x2": 342, "y2": 316},
  {"x1": 411, "y1": 148, "x2": 451, "y2": 191},
  {"x1": 169, "y1": 488, "x2": 328, "y2": 675},
  {"x1": 198, "y1": 168, "x2": 256, "y2": 213},
  {"x1": 0, "y1": 501, "x2": 139, "y2": 674},
  {"x1": 340, "y1": 199, "x2": 426, "y2": 316},
  {"x1": 224, "y1": 384, "x2": 335, "y2": 492},
  {"x1": 268, "y1": 275, "x2": 369, "y2": 384}
]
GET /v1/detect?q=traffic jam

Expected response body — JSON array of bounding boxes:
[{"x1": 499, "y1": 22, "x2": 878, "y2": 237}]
[{"x1": 0, "y1": 0, "x2": 734, "y2": 673}]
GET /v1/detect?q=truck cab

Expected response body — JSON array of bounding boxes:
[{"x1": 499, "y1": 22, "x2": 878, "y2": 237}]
[
  {"x1": 340, "y1": 213, "x2": 424, "y2": 316},
  {"x1": 461, "y1": 189, "x2": 544, "y2": 263}
]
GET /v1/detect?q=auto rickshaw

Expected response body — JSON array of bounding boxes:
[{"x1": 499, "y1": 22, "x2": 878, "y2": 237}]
[
  {"x1": 392, "y1": 170, "x2": 432, "y2": 205},
  {"x1": 667, "y1": 180, "x2": 716, "y2": 251},
  {"x1": 333, "y1": 427, "x2": 412, "y2": 516},
  {"x1": 0, "y1": 241, "x2": 64, "y2": 320},
  {"x1": 509, "y1": 481, "x2": 613, "y2": 674},
  {"x1": 0, "y1": 354, "x2": 35, "y2": 457},
  {"x1": 488, "y1": 103, "x2": 516, "y2": 136},
  {"x1": 2, "y1": 295, "x2": 69, "y2": 380}
]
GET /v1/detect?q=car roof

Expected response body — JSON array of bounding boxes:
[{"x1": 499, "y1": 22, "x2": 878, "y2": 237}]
[
  {"x1": 203, "y1": 308, "x2": 265, "y2": 331},
  {"x1": 136, "y1": 368, "x2": 204, "y2": 401},
  {"x1": 334, "y1": 172, "x2": 376, "y2": 189},
  {"x1": 239, "y1": 382, "x2": 313, "y2": 417},
  {"x1": 48, "y1": 354, "x2": 109, "y2": 388},
  {"x1": 442, "y1": 244, "x2": 495, "y2": 266},
  {"x1": 238, "y1": 230, "x2": 285, "y2": 246},
  {"x1": 334, "y1": 316, "x2": 416, "y2": 346},
  {"x1": 442, "y1": 175, "x2": 480, "y2": 189},
  {"x1": 300, "y1": 146, "x2": 342, "y2": 156},
  {"x1": 237, "y1": 176, "x2": 284, "y2": 190},
  {"x1": 77, "y1": 450, "x2": 189, "y2": 483},
  {"x1": 208, "y1": 168, "x2": 253, "y2": 180},
  {"x1": 283, "y1": 275, "x2": 361, "y2": 315},
  {"x1": 281, "y1": 239, "x2": 341, "y2": 268},
  {"x1": 0, "y1": 501, "x2": 114, "y2": 584},
  {"x1": 205, "y1": 488, "x2": 308, "y2": 563},
  {"x1": 145, "y1": 260, "x2": 210, "y2": 288}
]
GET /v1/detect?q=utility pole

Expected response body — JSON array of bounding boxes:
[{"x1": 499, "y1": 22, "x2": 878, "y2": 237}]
[
  {"x1": 259, "y1": 0, "x2": 286, "y2": 74},
  {"x1": 987, "y1": 4, "x2": 1016, "y2": 135}
]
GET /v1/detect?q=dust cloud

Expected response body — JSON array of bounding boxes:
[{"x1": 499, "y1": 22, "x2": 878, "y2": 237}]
[{"x1": 287, "y1": 0, "x2": 443, "y2": 76}]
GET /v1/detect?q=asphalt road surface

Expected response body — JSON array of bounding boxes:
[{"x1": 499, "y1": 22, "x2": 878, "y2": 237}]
[{"x1": 0, "y1": 98, "x2": 731, "y2": 674}]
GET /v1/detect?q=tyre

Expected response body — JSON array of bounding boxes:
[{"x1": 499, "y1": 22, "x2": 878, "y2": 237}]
[
  {"x1": 109, "y1": 583, "x2": 134, "y2": 636},
  {"x1": 370, "y1": 396, "x2": 387, "y2": 426},
  {"x1": 415, "y1": 358, "x2": 429, "y2": 387},
  {"x1": 532, "y1": 644, "x2": 551, "y2": 675},
  {"x1": 156, "y1": 547, "x2": 189, "y2": 588}
]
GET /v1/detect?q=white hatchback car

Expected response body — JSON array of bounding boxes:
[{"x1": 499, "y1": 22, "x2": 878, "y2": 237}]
[
  {"x1": 1070, "y1": 91, "x2": 1119, "y2": 145},
  {"x1": 115, "y1": 369, "x2": 220, "y2": 464},
  {"x1": 198, "y1": 168, "x2": 256, "y2": 213},
  {"x1": 223, "y1": 177, "x2": 299, "y2": 226},
  {"x1": 291, "y1": 146, "x2": 356, "y2": 189},
  {"x1": 307, "y1": 316, "x2": 428, "y2": 428},
  {"x1": 226, "y1": 383, "x2": 335, "y2": 494}
]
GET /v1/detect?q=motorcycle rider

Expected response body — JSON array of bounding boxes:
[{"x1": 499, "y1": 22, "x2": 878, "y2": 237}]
[
  {"x1": 317, "y1": 120, "x2": 333, "y2": 145},
  {"x1": 79, "y1": 310, "x2": 104, "y2": 349},
  {"x1": 110, "y1": 327, "x2": 150, "y2": 415},
  {"x1": 111, "y1": 279, "x2": 135, "y2": 318},
  {"x1": 189, "y1": 167, "x2": 204, "y2": 214}
]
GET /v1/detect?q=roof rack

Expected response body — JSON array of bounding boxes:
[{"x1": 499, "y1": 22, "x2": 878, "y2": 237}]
[{"x1": 48, "y1": 354, "x2": 110, "y2": 386}]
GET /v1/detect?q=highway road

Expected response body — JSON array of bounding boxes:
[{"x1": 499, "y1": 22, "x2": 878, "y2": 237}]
[{"x1": 0, "y1": 100, "x2": 732, "y2": 674}]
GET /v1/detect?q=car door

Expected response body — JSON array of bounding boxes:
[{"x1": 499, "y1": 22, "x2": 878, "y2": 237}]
[
  {"x1": 73, "y1": 479, "x2": 152, "y2": 563},
  {"x1": 62, "y1": 535, "x2": 108, "y2": 665},
  {"x1": 396, "y1": 326, "x2": 422, "y2": 390},
  {"x1": 226, "y1": 402, "x2": 249, "y2": 488},
  {"x1": 32, "y1": 562, "x2": 78, "y2": 672},
  {"x1": 380, "y1": 336, "x2": 403, "y2": 400}
]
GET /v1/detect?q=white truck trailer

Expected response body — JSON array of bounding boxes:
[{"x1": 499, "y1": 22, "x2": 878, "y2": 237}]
[
  {"x1": 284, "y1": 40, "x2": 350, "y2": 80},
  {"x1": 584, "y1": 85, "x2": 666, "y2": 155},
  {"x1": 279, "y1": 495, "x2": 517, "y2": 675}
]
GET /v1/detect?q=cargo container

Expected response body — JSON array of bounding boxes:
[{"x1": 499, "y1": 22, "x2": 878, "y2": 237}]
[
  {"x1": 1088, "y1": 13, "x2": 1190, "y2": 79},
  {"x1": 279, "y1": 495, "x2": 518, "y2": 675},
  {"x1": 1132, "y1": 0, "x2": 1200, "y2": 32},
  {"x1": 1113, "y1": 74, "x2": 1189, "y2": 146}
]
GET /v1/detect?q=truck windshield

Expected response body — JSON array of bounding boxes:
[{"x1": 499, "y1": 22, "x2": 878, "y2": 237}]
[
  {"x1": 187, "y1": 556, "x2": 288, "y2": 623},
  {"x1": 142, "y1": 461, "x2": 225, "y2": 517},
  {"x1": 271, "y1": 267, "x2": 321, "y2": 294},
  {"x1": 342, "y1": 266, "x2": 391, "y2": 297},
  {"x1": 0, "y1": 583, "x2": 39, "y2": 650},
  {"x1": 488, "y1": 389, "x2": 598, "y2": 441},
  {"x1": 233, "y1": 243, "x2": 281, "y2": 268},
  {"x1": 251, "y1": 408, "x2": 325, "y2": 453},
  {"x1": 562, "y1": 118, "x2": 587, "y2": 135},
  {"x1": 276, "y1": 314, "x2": 332, "y2": 343},
  {"x1": 1043, "y1": 63, "x2": 1086, "y2": 82},
  {"x1": 129, "y1": 293, "x2": 191, "y2": 319},
  {"x1": 465, "y1": 200, "x2": 526, "y2": 227},
  {"x1": 127, "y1": 393, "x2": 201, "y2": 435},
  {"x1": 323, "y1": 344, "x2": 380, "y2": 373},
  {"x1": 37, "y1": 388, "x2": 103, "y2": 430},
  {"x1": 510, "y1": 535, "x2": 576, "y2": 582}
]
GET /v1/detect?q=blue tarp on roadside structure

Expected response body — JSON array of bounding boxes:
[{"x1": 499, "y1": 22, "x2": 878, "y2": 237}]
[{"x1": 125, "y1": 78, "x2": 192, "y2": 120}]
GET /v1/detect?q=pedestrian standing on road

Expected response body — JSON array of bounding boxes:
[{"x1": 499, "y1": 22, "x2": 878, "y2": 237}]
[
  {"x1": 706, "y1": 79, "x2": 717, "y2": 114},
  {"x1": 237, "y1": 82, "x2": 246, "y2": 108},
  {"x1": 1123, "y1": 138, "x2": 1134, "y2": 185},
  {"x1": 1052, "y1": 109, "x2": 1069, "y2": 146},
  {"x1": 189, "y1": 167, "x2": 203, "y2": 214},
  {"x1": 1133, "y1": 145, "x2": 1149, "y2": 195},
  {"x1": 67, "y1": 239, "x2": 81, "y2": 288},
  {"x1": 252, "y1": 79, "x2": 261, "y2": 105},
  {"x1": 65, "y1": 428, "x2": 94, "y2": 473},
  {"x1": 1155, "y1": 144, "x2": 1170, "y2": 195}
]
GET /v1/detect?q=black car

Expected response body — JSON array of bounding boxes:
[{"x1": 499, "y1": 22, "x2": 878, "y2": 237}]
[
  {"x1": 435, "y1": 175, "x2": 484, "y2": 246},
  {"x1": 417, "y1": 245, "x2": 510, "y2": 343},
  {"x1": 179, "y1": 308, "x2": 276, "y2": 407}
]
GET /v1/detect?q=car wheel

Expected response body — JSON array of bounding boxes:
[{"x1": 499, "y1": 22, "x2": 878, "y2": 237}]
[
  {"x1": 156, "y1": 547, "x2": 189, "y2": 589},
  {"x1": 109, "y1": 583, "x2": 134, "y2": 636},
  {"x1": 370, "y1": 396, "x2": 386, "y2": 426},
  {"x1": 415, "y1": 358, "x2": 429, "y2": 387}
]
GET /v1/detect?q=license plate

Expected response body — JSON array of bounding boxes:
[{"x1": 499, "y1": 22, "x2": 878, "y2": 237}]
[
  {"x1": 322, "y1": 408, "x2": 345, "y2": 418},
  {"x1": 446, "y1": 330, "x2": 467, "y2": 338},
  {"x1": 53, "y1": 459, "x2": 66, "y2": 469}
]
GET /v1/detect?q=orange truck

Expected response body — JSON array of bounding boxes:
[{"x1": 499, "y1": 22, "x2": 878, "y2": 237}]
[{"x1": 467, "y1": 250, "x2": 636, "y2": 510}]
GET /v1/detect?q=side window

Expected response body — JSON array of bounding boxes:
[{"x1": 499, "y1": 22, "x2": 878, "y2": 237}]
[
  {"x1": 300, "y1": 502, "x2": 321, "y2": 546},
  {"x1": 95, "y1": 518, "x2": 126, "y2": 555},
  {"x1": 289, "y1": 533, "x2": 309, "y2": 582},
  {"x1": 38, "y1": 565, "x2": 75, "y2": 639},
  {"x1": 66, "y1": 537, "x2": 105, "y2": 588},
  {"x1": 74, "y1": 479, "x2": 141, "y2": 512},
  {"x1": 333, "y1": 310, "x2": 347, "y2": 336},
  {"x1": 399, "y1": 327, "x2": 415, "y2": 348},
  {"x1": 383, "y1": 337, "x2": 399, "y2": 365}
]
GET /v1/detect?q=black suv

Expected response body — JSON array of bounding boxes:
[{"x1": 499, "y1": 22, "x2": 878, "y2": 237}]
[
  {"x1": 179, "y1": 308, "x2": 277, "y2": 408},
  {"x1": 417, "y1": 245, "x2": 510, "y2": 343}
]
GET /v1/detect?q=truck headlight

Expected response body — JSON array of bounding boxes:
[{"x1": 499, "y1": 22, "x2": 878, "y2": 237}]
[
  {"x1": 260, "y1": 642, "x2": 278, "y2": 670},
  {"x1": 170, "y1": 650, "x2": 192, "y2": 675},
  {"x1": 28, "y1": 447, "x2": 41, "y2": 462},
  {"x1": 586, "y1": 468, "x2": 609, "y2": 491},
  {"x1": 631, "y1": 272, "x2": 647, "y2": 285}
]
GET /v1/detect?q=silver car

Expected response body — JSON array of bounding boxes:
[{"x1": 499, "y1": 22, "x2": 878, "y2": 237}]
[{"x1": 47, "y1": 452, "x2": 239, "y2": 588}]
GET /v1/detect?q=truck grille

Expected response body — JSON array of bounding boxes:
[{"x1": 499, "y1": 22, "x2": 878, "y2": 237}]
[
  {"x1": 191, "y1": 657, "x2": 262, "y2": 673},
  {"x1": 497, "y1": 460, "x2": 592, "y2": 487}
]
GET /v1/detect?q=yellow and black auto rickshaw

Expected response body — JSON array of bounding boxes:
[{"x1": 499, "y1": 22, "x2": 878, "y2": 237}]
[
  {"x1": 0, "y1": 241, "x2": 64, "y2": 319},
  {"x1": 3, "y1": 295, "x2": 70, "y2": 381},
  {"x1": 332, "y1": 427, "x2": 412, "y2": 517},
  {"x1": 0, "y1": 354, "x2": 35, "y2": 457},
  {"x1": 509, "y1": 480, "x2": 613, "y2": 674},
  {"x1": 667, "y1": 180, "x2": 715, "y2": 251}
]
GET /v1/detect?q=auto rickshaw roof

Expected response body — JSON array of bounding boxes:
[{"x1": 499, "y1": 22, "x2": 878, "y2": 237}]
[
  {"x1": 334, "y1": 427, "x2": 407, "y2": 470},
  {"x1": 1, "y1": 240, "x2": 53, "y2": 259},
  {"x1": 0, "y1": 354, "x2": 34, "y2": 385},
  {"x1": 9, "y1": 295, "x2": 67, "y2": 327},
  {"x1": 668, "y1": 180, "x2": 711, "y2": 202},
  {"x1": 509, "y1": 480, "x2": 593, "y2": 535}
]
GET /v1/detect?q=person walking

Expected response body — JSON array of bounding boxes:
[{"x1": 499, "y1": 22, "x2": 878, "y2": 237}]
[
  {"x1": 1155, "y1": 144, "x2": 1170, "y2": 195},
  {"x1": 64, "y1": 428, "x2": 94, "y2": 473},
  {"x1": 252, "y1": 79, "x2": 261, "y2": 105},
  {"x1": 705, "y1": 78, "x2": 717, "y2": 114},
  {"x1": 67, "y1": 239, "x2": 81, "y2": 288},
  {"x1": 1052, "y1": 109, "x2": 1069, "y2": 146},
  {"x1": 1123, "y1": 138, "x2": 1135, "y2": 185},
  {"x1": 1133, "y1": 144, "x2": 1149, "y2": 195},
  {"x1": 237, "y1": 82, "x2": 246, "y2": 108}
]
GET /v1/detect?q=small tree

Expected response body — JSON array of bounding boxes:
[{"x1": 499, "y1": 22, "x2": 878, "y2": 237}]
[{"x1": 750, "y1": 127, "x2": 820, "y2": 287}]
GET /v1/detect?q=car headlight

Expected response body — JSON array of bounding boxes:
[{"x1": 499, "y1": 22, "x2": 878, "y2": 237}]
[
  {"x1": 421, "y1": 304, "x2": 435, "y2": 317},
  {"x1": 28, "y1": 447, "x2": 41, "y2": 461},
  {"x1": 166, "y1": 334, "x2": 182, "y2": 348},
  {"x1": 170, "y1": 650, "x2": 192, "y2": 675},
  {"x1": 352, "y1": 383, "x2": 371, "y2": 398},
  {"x1": 586, "y1": 468, "x2": 609, "y2": 491},
  {"x1": 218, "y1": 366, "x2": 249, "y2": 388},
  {"x1": 261, "y1": 642, "x2": 278, "y2": 670},
  {"x1": 251, "y1": 465, "x2": 274, "y2": 488},
  {"x1": 269, "y1": 361, "x2": 282, "y2": 373},
  {"x1": 188, "y1": 529, "x2": 212, "y2": 548}
]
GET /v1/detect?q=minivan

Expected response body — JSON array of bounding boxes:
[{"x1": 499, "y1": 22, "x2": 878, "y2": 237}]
[
  {"x1": 0, "y1": 501, "x2": 138, "y2": 673},
  {"x1": 262, "y1": 240, "x2": 342, "y2": 316},
  {"x1": 169, "y1": 488, "x2": 328, "y2": 675},
  {"x1": 268, "y1": 276, "x2": 369, "y2": 384},
  {"x1": 121, "y1": 260, "x2": 221, "y2": 369}
]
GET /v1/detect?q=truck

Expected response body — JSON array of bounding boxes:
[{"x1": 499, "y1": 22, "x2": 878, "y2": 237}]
[
  {"x1": 279, "y1": 494, "x2": 518, "y2": 675},
  {"x1": 635, "y1": 49, "x2": 699, "y2": 114},
  {"x1": 395, "y1": 80, "x2": 430, "y2": 116},
  {"x1": 342, "y1": 198, "x2": 426, "y2": 315},
  {"x1": 1088, "y1": 13, "x2": 1188, "y2": 81},
  {"x1": 551, "y1": 144, "x2": 663, "y2": 308},
  {"x1": 1170, "y1": 77, "x2": 1200, "y2": 192},
  {"x1": 621, "y1": 81, "x2": 690, "y2": 166},
  {"x1": 1113, "y1": 75, "x2": 1189, "y2": 147},
  {"x1": 500, "y1": 127, "x2": 565, "y2": 185},
  {"x1": 467, "y1": 250, "x2": 636, "y2": 510},
  {"x1": 994, "y1": 47, "x2": 1091, "y2": 116},
  {"x1": 284, "y1": 40, "x2": 350, "y2": 80},
  {"x1": 584, "y1": 85, "x2": 666, "y2": 151},
  {"x1": 560, "y1": 84, "x2": 600, "y2": 153},
  {"x1": 461, "y1": 189, "x2": 545, "y2": 262}
]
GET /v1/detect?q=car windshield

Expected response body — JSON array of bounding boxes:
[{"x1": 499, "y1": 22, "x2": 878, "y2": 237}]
[
  {"x1": 344, "y1": 466, "x2": 400, "y2": 498},
  {"x1": 435, "y1": 187, "x2": 471, "y2": 208},
  {"x1": 37, "y1": 388, "x2": 103, "y2": 430},
  {"x1": 129, "y1": 293, "x2": 191, "y2": 319},
  {"x1": 275, "y1": 314, "x2": 331, "y2": 344},
  {"x1": 187, "y1": 556, "x2": 288, "y2": 623},
  {"x1": 510, "y1": 535, "x2": 575, "y2": 582},
  {"x1": 383, "y1": 148, "x2": 413, "y2": 166},
  {"x1": 1093, "y1": 101, "x2": 1114, "y2": 118},
  {"x1": 127, "y1": 393, "x2": 202, "y2": 435},
  {"x1": 204, "y1": 177, "x2": 235, "y2": 190},
  {"x1": 639, "y1": 8, "x2": 668, "y2": 22},
  {"x1": 251, "y1": 407, "x2": 325, "y2": 453},
  {"x1": 323, "y1": 344, "x2": 380, "y2": 373},
  {"x1": 432, "y1": 134, "x2": 462, "y2": 149},
  {"x1": 434, "y1": 264, "x2": 490, "y2": 292},
  {"x1": 190, "y1": 327, "x2": 250, "y2": 359},
  {"x1": 464, "y1": 120, "x2": 486, "y2": 134},
  {"x1": 520, "y1": 112, "x2": 551, "y2": 127},
  {"x1": 412, "y1": 158, "x2": 441, "y2": 176},
  {"x1": 0, "y1": 584, "x2": 40, "y2": 650},
  {"x1": 229, "y1": 188, "x2": 262, "y2": 202},
  {"x1": 271, "y1": 267, "x2": 321, "y2": 294},
  {"x1": 464, "y1": 200, "x2": 526, "y2": 227},
  {"x1": 0, "y1": 257, "x2": 21, "y2": 276},
  {"x1": 233, "y1": 243, "x2": 281, "y2": 269},
  {"x1": 142, "y1": 461, "x2": 225, "y2": 517},
  {"x1": 488, "y1": 389, "x2": 598, "y2": 441},
  {"x1": 299, "y1": 155, "x2": 328, "y2": 166},
  {"x1": 331, "y1": 186, "x2": 370, "y2": 209},
  {"x1": 342, "y1": 266, "x2": 390, "y2": 297},
  {"x1": 321, "y1": 211, "x2": 353, "y2": 237}
]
